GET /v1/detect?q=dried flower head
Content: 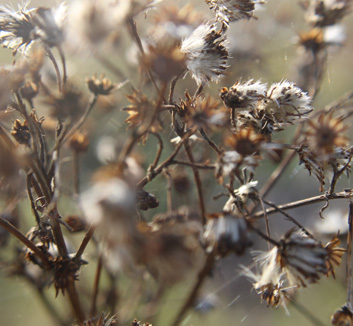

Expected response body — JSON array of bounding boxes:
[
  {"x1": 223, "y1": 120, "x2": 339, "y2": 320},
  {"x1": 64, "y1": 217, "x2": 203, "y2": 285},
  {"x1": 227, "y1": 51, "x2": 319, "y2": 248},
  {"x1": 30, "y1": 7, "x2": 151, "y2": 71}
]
[
  {"x1": 177, "y1": 91, "x2": 226, "y2": 130},
  {"x1": 225, "y1": 128, "x2": 266, "y2": 156},
  {"x1": 53, "y1": 256, "x2": 84, "y2": 297},
  {"x1": 11, "y1": 119, "x2": 30, "y2": 146},
  {"x1": 205, "y1": 0, "x2": 266, "y2": 25},
  {"x1": 220, "y1": 79, "x2": 267, "y2": 109},
  {"x1": 0, "y1": 2, "x2": 66, "y2": 54},
  {"x1": 277, "y1": 230, "x2": 336, "y2": 287},
  {"x1": 46, "y1": 86, "x2": 85, "y2": 121},
  {"x1": 331, "y1": 305, "x2": 353, "y2": 326},
  {"x1": 79, "y1": 313, "x2": 118, "y2": 326},
  {"x1": 87, "y1": 75, "x2": 116, "y2": 96},
  {"x1": 0, "y1": 2, "x2": 37, "y2": 54},
  {"x1": 324, "y1": 234, "x2": 346, "y2": 278},
  {"x1": 305, "y1": 112, "x2": 349, "y2": 157},
  {"x1": 203, "y1": 213, "x2": 250, "y2": 256},
  {"x1": 181, "y1": 22, "x2": 229, "y2": 85},
  {"x1": 122, "y1": 89, "x2": 162, "y2": 137},
  {"x1": 142, "y1": 43, "x2": 186, "y2": 82},
  {"x1": 260, "y1": 80, "x2": 312, "y2": 130}
]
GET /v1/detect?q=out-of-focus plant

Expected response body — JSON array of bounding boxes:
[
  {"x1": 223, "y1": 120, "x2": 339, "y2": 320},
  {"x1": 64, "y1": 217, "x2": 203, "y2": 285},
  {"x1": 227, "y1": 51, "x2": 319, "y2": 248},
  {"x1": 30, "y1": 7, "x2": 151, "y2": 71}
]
[{"x1": 0, "y1": 1, "x2": 353, "y2": 325}]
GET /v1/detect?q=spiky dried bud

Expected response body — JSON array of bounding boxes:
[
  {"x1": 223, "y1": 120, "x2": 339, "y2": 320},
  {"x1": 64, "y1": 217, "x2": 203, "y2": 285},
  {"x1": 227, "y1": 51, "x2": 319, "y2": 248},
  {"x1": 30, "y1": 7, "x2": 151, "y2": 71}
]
[
  {"x1": 203, "y1": 213, "x2": 250, "y2": 256},
  {"x1": 122, "y1": 89, "x2": 163, "y2": 140},
  {"x1": 87, "y1": 75, "x2": 116, "y2": 95},
  {"x1": 53, "y1": 256, "x2": 85, "y2": 297},
  {"x1": 181, "y1": 23, "x2": 229, "y2": 85},
  {"x1": 11, "y1": 119, "x2": 30, "y2": 146},
  {"x1": 205, "y1": 0, "x2": 266, "y2": 25}
]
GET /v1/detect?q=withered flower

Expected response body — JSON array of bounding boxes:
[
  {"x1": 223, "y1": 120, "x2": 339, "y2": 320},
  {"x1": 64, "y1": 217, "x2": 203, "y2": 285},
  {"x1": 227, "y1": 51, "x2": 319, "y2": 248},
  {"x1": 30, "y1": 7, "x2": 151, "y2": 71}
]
[
  {"x1": 205, "y1": 0, "x2": 266, "y2": 25},
  {"x1": 324, "y1": 234, "x2": 346, "y2": 278},
  {"x1": 11, "y1": 119, "x2": 30, "y2": 146},
  {"x1": 225, "y1": 128, "x2": 266, "y2": 156},
  {"x1": 122, "y1": 89, "x2": 163, "y2": 137},
  {"x1": 0, "y1": 2, "x2": 66, "y2": 54},
  {"x1": 142, "y1": 43, "x2": 186, "y2": 82},
  {"x1": 277, "y1": 229, "x2": 344, "y2": 287},
  {"x1": 46, "y1": 86, "x2": 85, "y2": 121},
  {"x1": 305, "y1": 112, "x2": 349, "y2": 157},
  {"x1": 177, "y1": 91, "x2": 226, "y2": 130},
  {"x1": 69, "y1": 131, "x2": 89, "y2": 152},
  {"x1": 53, "y1": 256, "x2": 85, "y2": 297},
  {"x1": 87, "y1": 75, "x2": 116, "y2": 96},
  {"x1": 202, "y1": 213, "x2": 250, "y2": 256},
  {"x1": 181, "y1": 22, "x2": 229, "y2": 85},
  {"x1": 331, "y1": 305, "x2": 353, "y2": 326},
  {"x1": 0, "y1": 2, "x2": 37, "y2": 54},
  {"x1": 260, "y1": 80, "x2": 312, "y2": 130},
  {"x1": 220, "y1": 79, "x2": 267, "y2": 109}
]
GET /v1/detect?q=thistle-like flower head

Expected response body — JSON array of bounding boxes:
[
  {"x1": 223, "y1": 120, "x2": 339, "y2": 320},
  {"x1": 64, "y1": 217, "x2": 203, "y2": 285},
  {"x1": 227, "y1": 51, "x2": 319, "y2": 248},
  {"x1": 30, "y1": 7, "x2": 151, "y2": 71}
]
[
  {"x1": 205, "y1": 0, "x2": 266, "y2": 25},
  {"x1": 181, "y1": 22, "x2": 229, "y2": 85}
]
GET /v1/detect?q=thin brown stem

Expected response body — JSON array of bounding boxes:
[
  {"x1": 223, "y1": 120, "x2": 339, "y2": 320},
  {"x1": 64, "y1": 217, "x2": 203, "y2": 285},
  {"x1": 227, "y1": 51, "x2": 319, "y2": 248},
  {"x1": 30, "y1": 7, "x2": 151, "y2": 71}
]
[
  {"x1": 0, "y1": 215, "x2": 50, "y2": 269},
  {"x1": 67, "y1": 280, "x2": 85, "y2": 323},
  {"x1": 57, "y1": 45, "x2": 67, "y2": 87},
  {"x1": 46, "y1": 47, "x2": 62, "y2": 92},
  {"x1": 90, "y1": 255, "x2": 103, "y2": 318},
  {"x1": 75, "y1": 225, "x2": 96, "y2": 260},
  {"x1": 137, "y1": 129, "x2": 197, "y2": 188},
  {"x1": 252, "y1": 190, "x2": 353, "y2": 220},
  {"x1": 184, "y1": 140, "x2": 206, "y2": 225},
  {"x1": 150, "y1": 132, "x2": 164, "y2": 169},
  {"x1": 199, "y1": 127, "x2": 222, "y2": 154},
  {"x1": 262, "y1": 199, "x2": 313, "y2": 237},
  {"x1": 164, "y1": 169, "x2": 173, "y2": 213}
]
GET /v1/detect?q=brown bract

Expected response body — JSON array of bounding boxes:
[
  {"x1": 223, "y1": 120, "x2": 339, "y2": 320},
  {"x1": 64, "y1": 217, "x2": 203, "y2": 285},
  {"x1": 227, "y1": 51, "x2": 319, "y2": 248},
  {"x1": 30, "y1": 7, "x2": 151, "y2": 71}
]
[
  {"x1": 306, "y1": 112, "x2": 349, "y2": 156},
  {"x1": 225, "y1": 128, "x2": 266, "y2": 156}
]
